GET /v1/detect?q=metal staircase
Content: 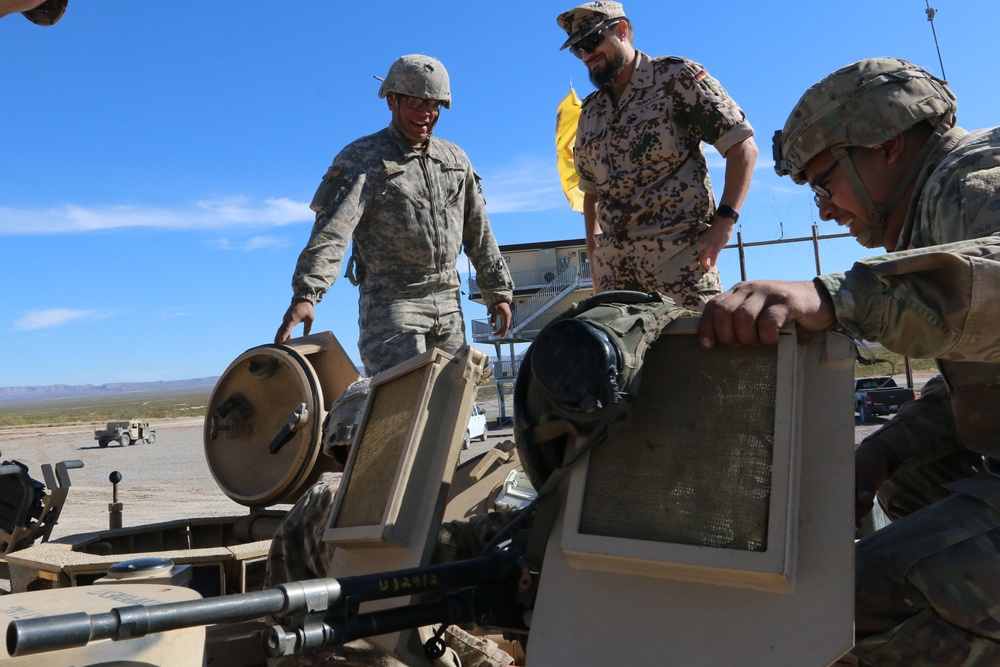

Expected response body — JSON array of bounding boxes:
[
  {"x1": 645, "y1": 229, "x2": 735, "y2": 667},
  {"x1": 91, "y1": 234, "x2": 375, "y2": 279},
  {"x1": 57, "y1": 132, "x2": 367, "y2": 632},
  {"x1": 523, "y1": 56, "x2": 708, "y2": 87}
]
[{"x1": 508, "y1": 262, "x2": 589, "y2": 337}]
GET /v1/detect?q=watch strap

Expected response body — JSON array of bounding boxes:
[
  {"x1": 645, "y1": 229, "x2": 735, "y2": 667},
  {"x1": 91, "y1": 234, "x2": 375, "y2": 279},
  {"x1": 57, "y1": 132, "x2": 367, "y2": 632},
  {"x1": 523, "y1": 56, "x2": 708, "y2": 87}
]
[{"x1": 717, "y1": 204, "x2": 739, "y2": 222}]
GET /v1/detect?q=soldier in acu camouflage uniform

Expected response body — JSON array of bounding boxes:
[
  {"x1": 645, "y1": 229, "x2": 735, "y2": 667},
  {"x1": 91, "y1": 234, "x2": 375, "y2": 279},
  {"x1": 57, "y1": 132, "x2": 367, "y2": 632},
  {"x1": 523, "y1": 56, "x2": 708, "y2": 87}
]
[
  {"x1": 275, "y1": 54, "x2": 513, "y2": 376},
  {"x1": 700, "y1": 57, "x2": 1000, "y2": 666},
  {"x1": 556, "y1": 1, "x2": 758, "y2": 310},
  {"x1": 268, "y1": 55, "x2": 517, "y2": 667}
]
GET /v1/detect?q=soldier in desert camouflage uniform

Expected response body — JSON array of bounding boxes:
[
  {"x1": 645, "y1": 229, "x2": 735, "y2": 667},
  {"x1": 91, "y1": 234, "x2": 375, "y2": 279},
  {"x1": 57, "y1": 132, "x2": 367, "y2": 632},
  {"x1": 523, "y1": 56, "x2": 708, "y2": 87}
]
[
  {"x1": 0, "y1": 0, "x2": 66, "y2": 23},
  {"x1": 556, "y1": 1, "x2": 758, "y2": 310},
  {"x1": 275, "y1": 54, "x2": 513, "y2": 376},
  {"x1": 700, "y1": 57, "x2": 1000, "y2": 665}
]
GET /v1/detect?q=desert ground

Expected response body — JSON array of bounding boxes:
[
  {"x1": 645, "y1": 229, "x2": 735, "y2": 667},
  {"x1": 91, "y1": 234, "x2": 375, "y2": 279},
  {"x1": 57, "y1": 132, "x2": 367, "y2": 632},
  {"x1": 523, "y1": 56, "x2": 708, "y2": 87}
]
[{"x1": 0, "y1": 417, "x2": 514, "y2": 541}]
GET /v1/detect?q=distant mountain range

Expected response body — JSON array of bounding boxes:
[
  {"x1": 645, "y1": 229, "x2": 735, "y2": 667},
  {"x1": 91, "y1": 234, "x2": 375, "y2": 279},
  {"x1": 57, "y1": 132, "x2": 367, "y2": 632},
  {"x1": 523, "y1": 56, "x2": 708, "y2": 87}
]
[{"x1": 0, "y1": 378, "x2": 220, "y2": 404}]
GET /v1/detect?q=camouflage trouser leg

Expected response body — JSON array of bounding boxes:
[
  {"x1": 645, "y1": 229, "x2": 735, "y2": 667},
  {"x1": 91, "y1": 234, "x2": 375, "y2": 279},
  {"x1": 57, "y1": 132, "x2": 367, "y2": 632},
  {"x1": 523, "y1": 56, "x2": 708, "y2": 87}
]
[
  {"x1": 591, "y1": 235, "x2": 721, "y2": 311},
  {"x1": 358, "y1": 290, "x2": 467, "y2": 376},
  {"x1": 854, "y1": 490, "x2": 1000, "y2": 666},
  {"x1": 266, "y1": 475, "x2": 340, "y2": 588}
]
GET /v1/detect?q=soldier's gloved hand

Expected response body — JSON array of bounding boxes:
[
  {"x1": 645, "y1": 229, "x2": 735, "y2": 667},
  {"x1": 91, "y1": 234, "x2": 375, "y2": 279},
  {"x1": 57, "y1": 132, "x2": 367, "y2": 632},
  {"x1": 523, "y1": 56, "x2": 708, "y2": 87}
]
[
  {"x1": 489, "y1": 301, "x2": 512, "y2": 338},
  {"x1": 274, "y1": 299, "x2": 315, "y2": 344},
  {"x1": 855, "y1": 440, "x2": 891, "y2": 526}
]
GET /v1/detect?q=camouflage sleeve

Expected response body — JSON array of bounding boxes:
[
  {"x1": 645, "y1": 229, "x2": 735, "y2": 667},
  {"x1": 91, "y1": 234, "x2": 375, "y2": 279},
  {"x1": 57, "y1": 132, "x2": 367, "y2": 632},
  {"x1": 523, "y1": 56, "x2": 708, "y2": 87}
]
[
  {"x1": 859, "y1": 376, "x2": 967, "y2": 470},
  {"x1": 816, "y1": 235, "x2": 1000, "y2": 361},
  {"x1": 463, "y1": 169, "x2": 514, "y2": 307},
  {"x1": 290, "y1": 170, "x2": 368, "y2": 304},
  {"x1": 670, "y1": 60, "x2": 752, "y2": 153},
  {"x1": 573, "y1": 119, "x2": 599, "y2": 197}
]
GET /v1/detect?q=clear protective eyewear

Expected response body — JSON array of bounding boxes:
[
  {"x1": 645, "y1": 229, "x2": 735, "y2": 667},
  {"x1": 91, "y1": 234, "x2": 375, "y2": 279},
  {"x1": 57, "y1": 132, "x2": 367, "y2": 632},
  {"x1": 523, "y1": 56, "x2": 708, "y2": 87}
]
[{"x1": 397, "y1": 94, "x2": 443, "y2": 113}]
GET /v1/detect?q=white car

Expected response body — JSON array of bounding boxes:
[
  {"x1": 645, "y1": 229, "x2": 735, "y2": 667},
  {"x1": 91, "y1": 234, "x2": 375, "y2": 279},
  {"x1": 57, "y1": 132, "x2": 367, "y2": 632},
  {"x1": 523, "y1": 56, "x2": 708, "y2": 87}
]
[{"x1": 464, "y1": 402, "x2": 488, "y2": 449}]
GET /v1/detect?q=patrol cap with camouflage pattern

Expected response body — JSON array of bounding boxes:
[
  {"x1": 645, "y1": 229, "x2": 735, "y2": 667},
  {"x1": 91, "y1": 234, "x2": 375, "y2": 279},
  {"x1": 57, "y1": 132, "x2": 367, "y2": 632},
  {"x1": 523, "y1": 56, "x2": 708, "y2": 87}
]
[
  {"x1": 773, "y1": 57, "x2": 957, "y2": 248},
  {"x1": 22, "y1": 0, "x2": 66, "y2": 26},
  {"x1": 556, "y1": 1, "x2": 627, "y2": 50},
  {"x1": 774, "y1": 57, "x2": 956, "y2": 185},
  {"x1": 376, "y1": 54, "x2": 451, "y2": 109}
]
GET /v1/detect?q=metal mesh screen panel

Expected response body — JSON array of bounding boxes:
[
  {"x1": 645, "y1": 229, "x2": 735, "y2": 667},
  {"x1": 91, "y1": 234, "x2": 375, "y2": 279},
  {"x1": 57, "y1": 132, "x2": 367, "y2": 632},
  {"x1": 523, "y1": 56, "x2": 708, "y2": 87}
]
[
  {"x1": 580, "y1": 336, "x2": 777, "y2": 551},
  {"x1": 335, "y1": 369, "x2": 427, "y2": 528}
]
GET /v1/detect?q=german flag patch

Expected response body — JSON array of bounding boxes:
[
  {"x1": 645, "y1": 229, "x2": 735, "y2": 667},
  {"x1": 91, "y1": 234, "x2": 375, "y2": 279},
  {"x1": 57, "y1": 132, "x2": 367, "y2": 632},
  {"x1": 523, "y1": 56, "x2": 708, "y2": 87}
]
[
  {"x1": 324, "y1": 164, "x2": 344, "y2": 179},
  {"x1": 693, "y1": 69, "x2": 708, "y2": 82}
]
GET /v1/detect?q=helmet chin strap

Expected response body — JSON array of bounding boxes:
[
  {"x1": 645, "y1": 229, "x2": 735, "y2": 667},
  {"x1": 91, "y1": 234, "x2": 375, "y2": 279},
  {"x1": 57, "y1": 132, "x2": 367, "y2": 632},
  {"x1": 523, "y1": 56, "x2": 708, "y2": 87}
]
[
  {"x1": 834, "y1": 122, "x2": 948, "y2": 250},
  {"x1": 832, "y1": 146, "x2": 888, "y2": 249}
]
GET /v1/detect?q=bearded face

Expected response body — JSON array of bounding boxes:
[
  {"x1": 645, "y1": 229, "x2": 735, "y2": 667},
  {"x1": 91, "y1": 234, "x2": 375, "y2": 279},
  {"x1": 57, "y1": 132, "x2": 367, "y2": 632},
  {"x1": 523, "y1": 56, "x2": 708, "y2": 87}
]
[{"x1": 588, "y1": 46, "x2": 629, "y2": 91}]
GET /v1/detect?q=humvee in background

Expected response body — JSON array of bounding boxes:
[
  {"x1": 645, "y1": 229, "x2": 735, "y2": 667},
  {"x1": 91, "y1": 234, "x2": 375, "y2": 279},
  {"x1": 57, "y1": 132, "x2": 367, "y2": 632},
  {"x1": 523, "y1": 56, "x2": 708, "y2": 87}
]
[{"x1": 94, "y1": 420, "x2": 156, "y2": 448}]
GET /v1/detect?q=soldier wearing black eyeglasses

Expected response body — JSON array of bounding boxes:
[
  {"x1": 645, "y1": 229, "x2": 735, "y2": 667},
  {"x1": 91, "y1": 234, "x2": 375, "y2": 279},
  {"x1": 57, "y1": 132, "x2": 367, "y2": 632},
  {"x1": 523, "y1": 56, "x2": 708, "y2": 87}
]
[{"x1": 556, "y1": 1, "x2": 758, "y2": 311}]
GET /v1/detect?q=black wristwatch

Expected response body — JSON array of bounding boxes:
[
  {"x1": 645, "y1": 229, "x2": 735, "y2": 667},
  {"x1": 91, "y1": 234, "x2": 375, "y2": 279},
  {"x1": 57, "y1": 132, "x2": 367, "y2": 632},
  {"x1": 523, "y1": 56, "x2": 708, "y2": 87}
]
[{"x1": 716, "y1": 204, "x2": 739, "y2": 222}]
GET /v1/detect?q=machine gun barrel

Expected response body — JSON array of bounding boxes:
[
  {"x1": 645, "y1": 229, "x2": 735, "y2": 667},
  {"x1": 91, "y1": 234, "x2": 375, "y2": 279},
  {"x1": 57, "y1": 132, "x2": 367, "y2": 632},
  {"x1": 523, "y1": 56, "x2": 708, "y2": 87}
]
[
  {"x1": 8, "y1": 552, "x2": 521, "y2": 658},
  {"x1": 6, "y1": 581, "x2": 334, "y2": 657}
]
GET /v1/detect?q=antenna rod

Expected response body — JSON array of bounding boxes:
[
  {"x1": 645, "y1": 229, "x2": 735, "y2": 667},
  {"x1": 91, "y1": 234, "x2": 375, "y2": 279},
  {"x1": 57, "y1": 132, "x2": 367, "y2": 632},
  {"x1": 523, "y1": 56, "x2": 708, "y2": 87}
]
[{"x1": 925, "y1": 1, "x2": 947, "y2": 81}]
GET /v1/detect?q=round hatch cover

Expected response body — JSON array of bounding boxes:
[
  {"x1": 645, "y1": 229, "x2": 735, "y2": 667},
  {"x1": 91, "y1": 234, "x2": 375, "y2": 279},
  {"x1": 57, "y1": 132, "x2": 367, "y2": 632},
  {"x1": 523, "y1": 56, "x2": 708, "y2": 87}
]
[{"x1": 204, "y1": 344, "x2": 325, "y2": 507}]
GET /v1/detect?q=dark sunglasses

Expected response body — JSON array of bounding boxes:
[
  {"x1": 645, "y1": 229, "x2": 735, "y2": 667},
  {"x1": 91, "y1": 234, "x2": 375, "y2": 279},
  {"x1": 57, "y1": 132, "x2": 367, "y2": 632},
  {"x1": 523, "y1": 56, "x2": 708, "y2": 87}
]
[
  {"x1": 570, "y1": 21, "x2": 621, "y2": 58},
  {"x1": 396, "y1": 94, "x2": 443, "y2": 112}
]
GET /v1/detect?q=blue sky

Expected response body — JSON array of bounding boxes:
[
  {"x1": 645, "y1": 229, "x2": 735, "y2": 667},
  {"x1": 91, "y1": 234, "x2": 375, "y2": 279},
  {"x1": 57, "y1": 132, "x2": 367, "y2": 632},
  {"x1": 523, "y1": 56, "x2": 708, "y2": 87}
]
[{"x1": 1, "y1": 1, "x2": 996, "y2": 387}]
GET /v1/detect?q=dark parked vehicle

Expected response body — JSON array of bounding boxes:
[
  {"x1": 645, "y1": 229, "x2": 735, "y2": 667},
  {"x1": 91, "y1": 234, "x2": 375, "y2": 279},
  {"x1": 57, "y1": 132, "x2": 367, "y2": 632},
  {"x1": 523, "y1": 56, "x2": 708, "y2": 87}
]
[{"x1": 854, "y1": 377, "x2": 916, "y2": 423}]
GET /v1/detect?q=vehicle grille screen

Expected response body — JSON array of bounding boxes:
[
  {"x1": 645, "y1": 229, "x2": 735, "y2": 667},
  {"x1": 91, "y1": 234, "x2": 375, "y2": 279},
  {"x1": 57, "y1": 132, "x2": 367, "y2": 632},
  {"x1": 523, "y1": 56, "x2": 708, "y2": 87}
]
[
  {"x1": 335, "y1": 370, "x2": 425, "y2": 528},
  {"x1": 580, "y1": 336, "x2": 777, "y2": 552}
]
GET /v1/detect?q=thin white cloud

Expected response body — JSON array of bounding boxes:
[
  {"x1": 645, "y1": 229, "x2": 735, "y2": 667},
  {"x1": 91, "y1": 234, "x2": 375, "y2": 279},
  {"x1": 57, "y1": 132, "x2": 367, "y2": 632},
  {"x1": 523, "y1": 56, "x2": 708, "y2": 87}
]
[
  {"x1": 13, "y1": 308, "x2": 114, "y2": 332},
  {"x1": 480, "y1": 157, "x2": 567, "y2": 214},
  {"x1": 0, "y1": 197, "x2": 311, "y2": 235},
  {"x1": 210, "y1": 235, "x2": 290, "y2": 251},
  {"x1": 156, "y1": 308, "x2": 191, "y2": 320},
  {"x1": 705, "y1": 144, "x2": 725, "y2": 169}
]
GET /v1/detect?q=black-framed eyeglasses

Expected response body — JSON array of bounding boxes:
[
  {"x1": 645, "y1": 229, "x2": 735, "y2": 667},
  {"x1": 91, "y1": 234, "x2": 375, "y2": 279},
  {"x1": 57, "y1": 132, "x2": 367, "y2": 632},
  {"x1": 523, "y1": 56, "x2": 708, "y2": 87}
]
[
  {"x1": 396, "y1": 94, "x2": 443, "y2": 112},
  {"x1": 809, "y1": 159, "x2": 841, "y2": 200},
  {"x1": 570, "y1": 20, "x2": 621, "y2": 59}
]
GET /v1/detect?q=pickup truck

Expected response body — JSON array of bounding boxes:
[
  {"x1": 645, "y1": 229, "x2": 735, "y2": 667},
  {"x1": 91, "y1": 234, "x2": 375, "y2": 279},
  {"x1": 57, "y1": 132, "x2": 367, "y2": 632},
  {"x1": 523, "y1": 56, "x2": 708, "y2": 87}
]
[{"x1": 854, "y1": 377, "x2": 916, "y2": 423}]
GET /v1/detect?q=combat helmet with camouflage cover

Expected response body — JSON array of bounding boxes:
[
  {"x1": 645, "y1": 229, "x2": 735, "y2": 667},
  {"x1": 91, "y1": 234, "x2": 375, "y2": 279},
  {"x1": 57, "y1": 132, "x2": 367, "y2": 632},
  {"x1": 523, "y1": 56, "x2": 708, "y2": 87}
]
[
  {"x1": 21, "y1": 0, "x2": 67, "y2": 25},
  {"x1": 377, "y1": 54, "x2": 451, "y2": 109},
  {"x1": 773, "y1": 57, "x2": 957, "y2": 248}
]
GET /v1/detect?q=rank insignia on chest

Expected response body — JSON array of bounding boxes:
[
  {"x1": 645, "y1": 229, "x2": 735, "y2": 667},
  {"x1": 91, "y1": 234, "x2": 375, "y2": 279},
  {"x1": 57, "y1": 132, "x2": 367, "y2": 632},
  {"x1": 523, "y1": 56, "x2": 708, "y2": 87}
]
[{"x1": 324, "y1": 165, "x2": 344, "y2": 179}]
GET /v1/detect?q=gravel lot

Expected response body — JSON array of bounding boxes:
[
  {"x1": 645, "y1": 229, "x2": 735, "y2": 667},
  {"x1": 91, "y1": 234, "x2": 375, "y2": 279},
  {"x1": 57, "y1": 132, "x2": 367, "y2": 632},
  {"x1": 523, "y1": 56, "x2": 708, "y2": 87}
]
[
  {"x1": 0, "y1": 418, "x2": 513, "y2": 541},
  {"x1": 0, "y1": 419, "x2": 246, "y2": 537}
]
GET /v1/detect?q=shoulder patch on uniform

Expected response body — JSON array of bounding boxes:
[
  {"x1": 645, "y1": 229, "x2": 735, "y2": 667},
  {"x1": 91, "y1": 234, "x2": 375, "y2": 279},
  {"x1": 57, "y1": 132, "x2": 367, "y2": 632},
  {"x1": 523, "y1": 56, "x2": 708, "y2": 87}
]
[
  {"x1": 324, "y1": 165, "x2": 344, "y2": 179},
  {"x1": 693, "y1": 69, "x2": 708, "y2": 82}
]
